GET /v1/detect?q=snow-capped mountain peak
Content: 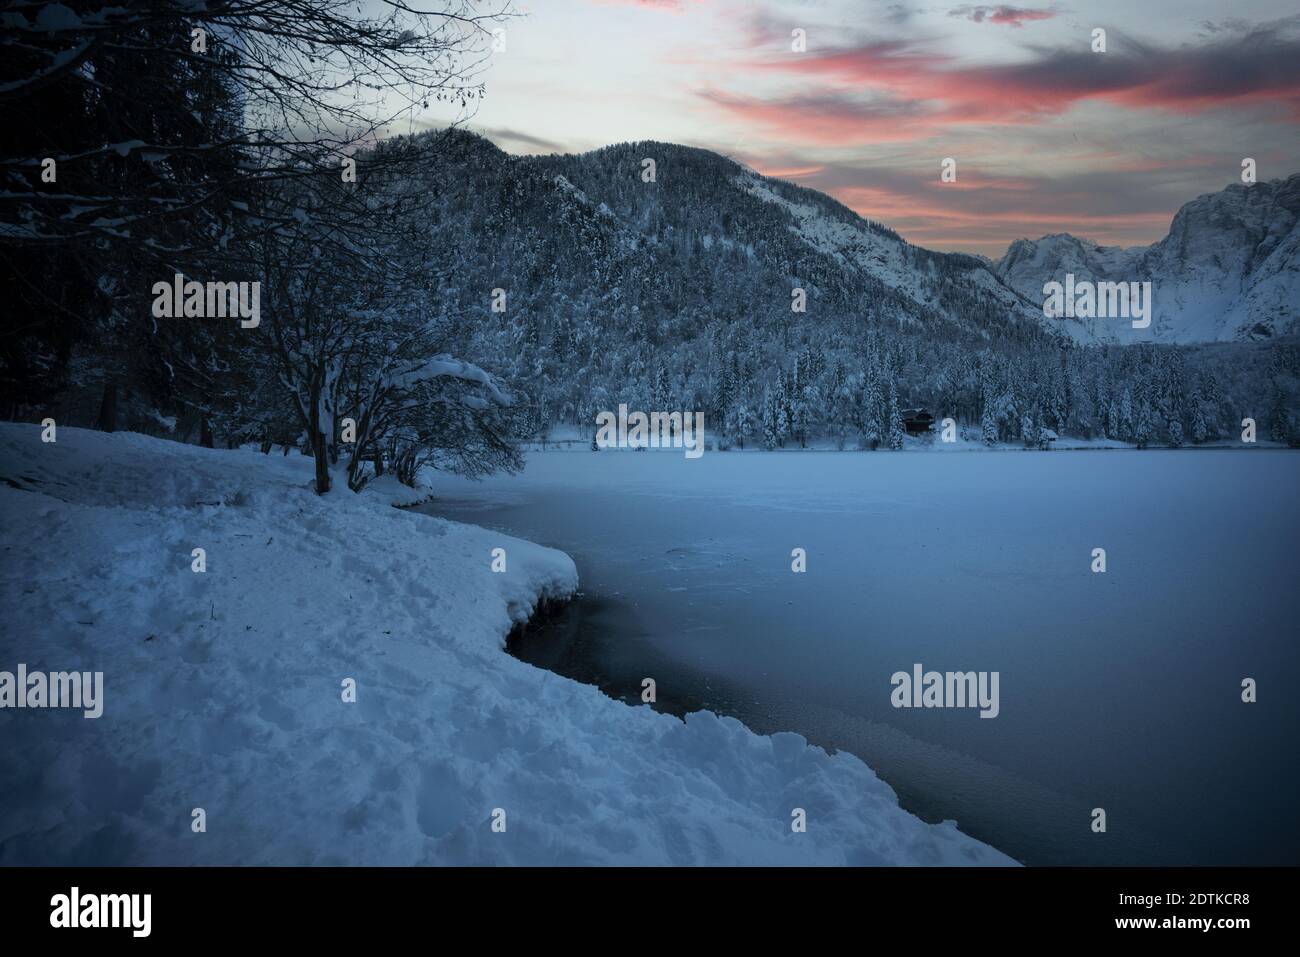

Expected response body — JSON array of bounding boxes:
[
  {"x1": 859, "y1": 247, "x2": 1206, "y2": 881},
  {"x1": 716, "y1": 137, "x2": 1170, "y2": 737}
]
[{"x1": 995, "y1": 175, "x2": 1300, "y2": 343}]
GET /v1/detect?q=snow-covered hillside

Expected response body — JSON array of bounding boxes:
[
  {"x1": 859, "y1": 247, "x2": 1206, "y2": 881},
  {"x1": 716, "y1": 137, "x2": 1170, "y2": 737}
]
[
  {"x1": 738, "y1": 170, "x2": 1045, "y2": 336},
  {"x1": 996, "y1": 175, "x2": 1300, "y2": 344},
  {"x1": 0, "y1": 424, "x2": 1013, "y2": 865}
]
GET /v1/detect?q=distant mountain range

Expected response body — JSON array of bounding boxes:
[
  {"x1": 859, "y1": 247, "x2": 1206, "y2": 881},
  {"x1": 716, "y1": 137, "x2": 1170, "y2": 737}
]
[
  {"x1": 424, "y1": 132, "x2": 1296, "y2": 361},
  {"x1": 995, "y1": 175, "x2": 1300, "y2": 344}
]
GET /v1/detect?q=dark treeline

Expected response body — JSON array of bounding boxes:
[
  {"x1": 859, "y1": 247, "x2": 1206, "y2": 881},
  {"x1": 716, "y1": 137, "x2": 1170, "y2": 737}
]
[{"x1": 0, "y1": 1, "x2": 525, "y2": 493}]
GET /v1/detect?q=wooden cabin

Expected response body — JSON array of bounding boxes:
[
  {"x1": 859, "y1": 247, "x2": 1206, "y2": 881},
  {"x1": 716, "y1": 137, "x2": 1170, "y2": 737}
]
[{"x1": 901, "y1": 408, "x2": 935, "y2": 436}]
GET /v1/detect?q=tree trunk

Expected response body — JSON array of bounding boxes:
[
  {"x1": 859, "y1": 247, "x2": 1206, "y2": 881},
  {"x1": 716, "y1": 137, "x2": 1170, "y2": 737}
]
[
  {"x1": 200, "y1": 415, "x2": 214, "y2": 448},
  {"x1": 346, "y1": 445, "x2": 364, "y2": 492},
  {"x1": 96, "y1": 382, "x2": 117, "y2": 433},
  {"x1": 313, "y1": 434, "x2": 331, "y2": 493},
  {"x1": 307, "y1": 383, "x2": 331, "y2": 494}
]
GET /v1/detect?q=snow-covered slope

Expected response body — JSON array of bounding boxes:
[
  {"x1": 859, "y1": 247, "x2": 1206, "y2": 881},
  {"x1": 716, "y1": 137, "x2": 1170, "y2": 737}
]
[
  {"x1": 411, "y1": 133, "x2": 1299, "y2": 351},
  {"x1": 0, "y1": 425, "x2": 1014, "y2": 865},
  {"x1": 996, "y1": 176, "x2": 1300, "y2": 344},
  {"x1": 738, "y1": 171, "x2": 1044, "y2": 335},
  {"x1": 416, "y1": 133, "x2": 1300, "y2": 358},
  {"x1": 419, "y1": 132, "x2": 1059, "y2": 355}
]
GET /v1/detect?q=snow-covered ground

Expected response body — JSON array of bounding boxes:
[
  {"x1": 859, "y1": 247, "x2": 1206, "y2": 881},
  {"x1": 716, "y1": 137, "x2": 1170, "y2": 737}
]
[{"x1": 0, "y1": 423, "x2": 1012, "y2": 865}]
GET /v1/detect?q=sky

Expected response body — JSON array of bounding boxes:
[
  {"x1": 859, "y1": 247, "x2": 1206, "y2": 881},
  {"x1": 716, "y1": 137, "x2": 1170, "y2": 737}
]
[{"x1": 407, "y1": 0, "x2": 1300, "y2": 258}]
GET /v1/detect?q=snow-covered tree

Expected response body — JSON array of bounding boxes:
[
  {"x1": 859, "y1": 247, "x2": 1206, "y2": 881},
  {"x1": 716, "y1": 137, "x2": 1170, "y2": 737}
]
[
  {"x1": 761, "y1": 389, "x2": 780, "y2": 451},
  {"x1": 860, "y1": 373, "x2": 884, "y2": 450},
  {"x1": 981, "y1": 396, "x2": 998, "y2": 446},
  {"x1": 790, "y1": 388, "x2": 809, "y2": 449},
  {"x1": 1133, "y1": 402, "x2": 1153, "y2": 449},
  {"x1": 712, "y1": 364, "x2": 736, "y2": 433},
  {"x1": 886, "y1": 381, "x2": 905, "y2": 450},
  {"x1": 729, "y1": 403, "x2": 754, "y2": 450},
  {"x1": 651, "y1": 364, "x2": 671, "y2": 411},
  {"x1": 258, "y1": 176, "x2": 521, "y2": 494},
  {"x1": 773, "y1": 374, "x2": 790, "y2": 447},
  {"x1": 1119, "y1": 388, "x2": 1135, "y2": 441},
  {"x1": 1268, "y1": 379, "x2": 1291, "y2": 443},
  {"x1": 1189, "y1": 390, "x2": 1208, "y2": 444}
]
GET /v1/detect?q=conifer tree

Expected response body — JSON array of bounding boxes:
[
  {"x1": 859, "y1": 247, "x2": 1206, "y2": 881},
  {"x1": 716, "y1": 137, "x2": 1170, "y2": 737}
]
[
  {"x1": 1134, "y1": 402, "x2": 1152, "y2": 449},
  {"x1": 981, "y1": 396, "x2": 998, "y2": 446},
  {"x1": 1190, "y1": 389, "x2": 1208, "y2": 444},
  {"x1": 887, "y1": 381, "x2": 905, "y2": 450}
]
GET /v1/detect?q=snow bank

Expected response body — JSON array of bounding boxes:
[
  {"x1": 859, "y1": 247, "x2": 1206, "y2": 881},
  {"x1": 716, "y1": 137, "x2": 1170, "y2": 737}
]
[{"x1": 0, "y1": 424, "x2": 1013, "y2": 865}]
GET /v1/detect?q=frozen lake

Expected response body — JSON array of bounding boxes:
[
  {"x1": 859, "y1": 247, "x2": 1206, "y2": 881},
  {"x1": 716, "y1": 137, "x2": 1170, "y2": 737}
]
[{"x1": 423, "y1": 448, "x2": 1300, "y2": 865}]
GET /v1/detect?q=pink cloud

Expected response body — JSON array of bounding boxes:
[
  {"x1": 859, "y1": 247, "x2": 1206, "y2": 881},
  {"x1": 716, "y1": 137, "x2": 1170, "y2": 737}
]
[
  {"x1": 698, "y1": 88, "x2": 947, "y2": 144},
  {"x1": 745, "y1": 162, "x2": 826, "y2": 179},
  {"x1": 948, "y1": 5, "x2": 1057, "y2": 28},
  {"x1": 731, "y1": 31, "x2": 1300, "y2": 130},
  {"x1": 830, "y1": 183, "x2": 1179, "y2": 256}
]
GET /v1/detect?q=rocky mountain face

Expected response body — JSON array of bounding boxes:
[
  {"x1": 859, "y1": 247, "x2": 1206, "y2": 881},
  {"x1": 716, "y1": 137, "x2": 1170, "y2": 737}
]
[{"x1": 995, "y1": 176, "x2": 1300, "y2": 344}]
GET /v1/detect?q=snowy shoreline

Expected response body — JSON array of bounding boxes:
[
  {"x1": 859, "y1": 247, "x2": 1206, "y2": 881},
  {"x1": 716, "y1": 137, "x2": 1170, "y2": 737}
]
[
  {"x1": 0, "y1": 424, "x2": 1014, "y2": 866},
  {"x1": 523, "y1": 424, "x2": 1294, "y2": 455}
]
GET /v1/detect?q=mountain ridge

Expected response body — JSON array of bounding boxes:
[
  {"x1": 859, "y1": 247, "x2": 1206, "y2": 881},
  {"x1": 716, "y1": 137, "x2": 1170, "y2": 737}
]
[
  {"x1": 994, "y1": 174, "x2": 1300, "y2": 344},
  {"x1": 390, "y1": 128, "x2": 1298, "y2": 448},
  {"x1": 464, "y1": 129, "x2": 1298, "y2": 346}
]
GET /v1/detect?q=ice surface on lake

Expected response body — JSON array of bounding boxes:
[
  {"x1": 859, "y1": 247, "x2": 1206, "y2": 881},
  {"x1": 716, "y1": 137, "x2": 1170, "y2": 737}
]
[{"x1": 427, "y1": 446, "x2": 1300, "y2": 865}]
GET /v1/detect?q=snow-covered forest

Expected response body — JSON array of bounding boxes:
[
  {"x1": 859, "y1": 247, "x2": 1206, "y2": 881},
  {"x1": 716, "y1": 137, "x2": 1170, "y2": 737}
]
[
  {"x1": 3, "y1": 8, "x2": 1297, "y2": 469},
  {"x1": 404, "y1": 135, "x2": 1300, "y2": 452}
]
